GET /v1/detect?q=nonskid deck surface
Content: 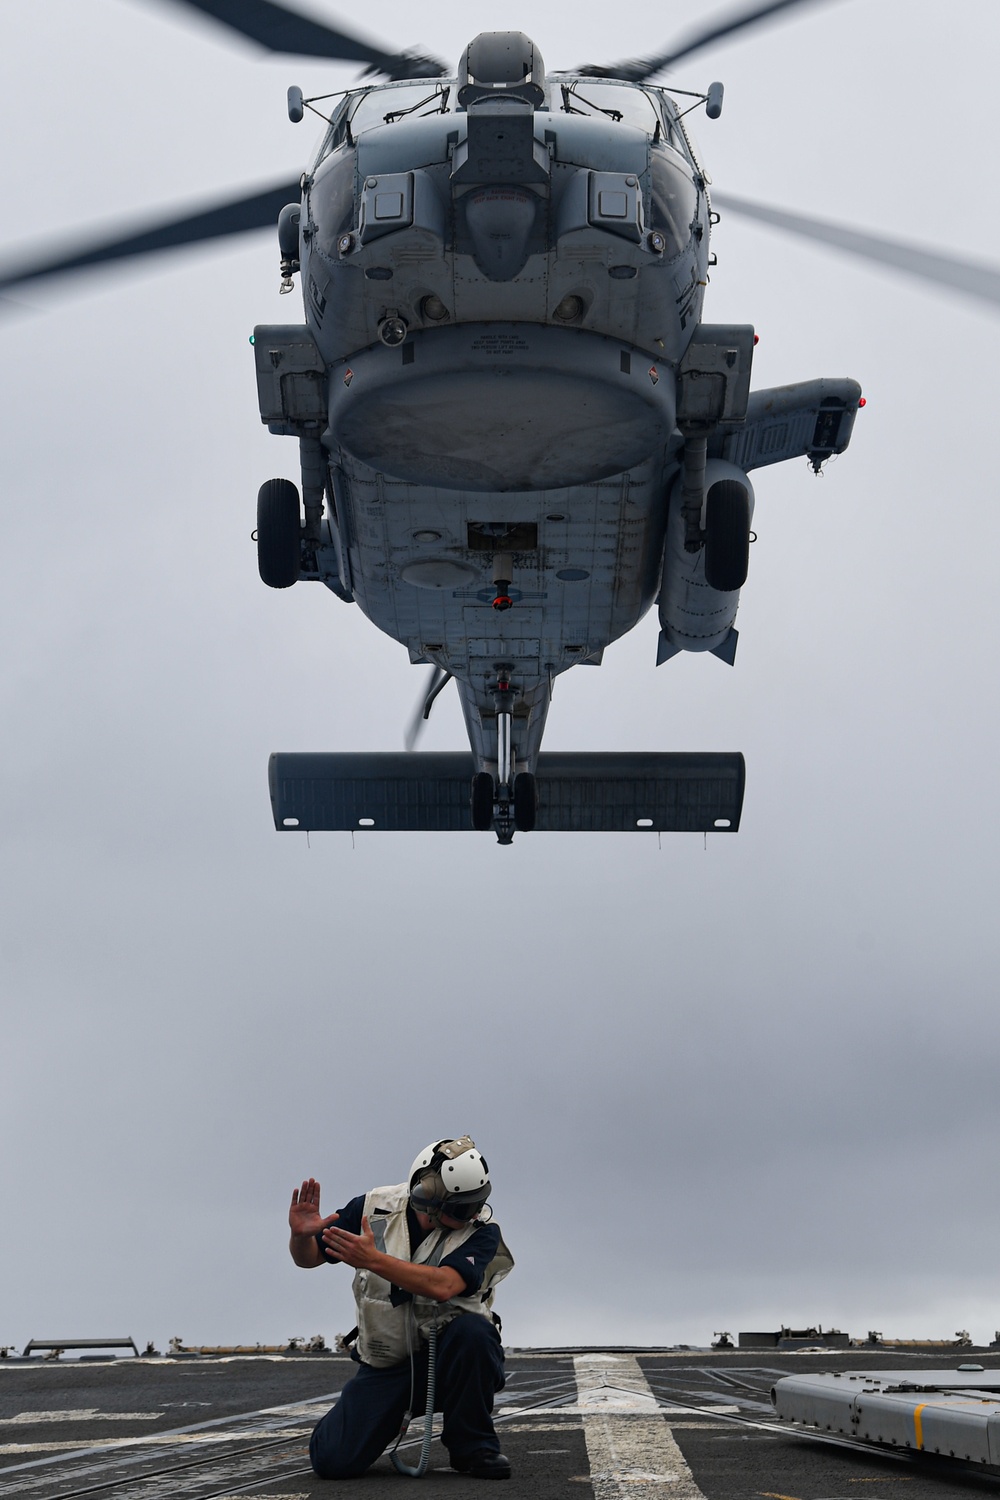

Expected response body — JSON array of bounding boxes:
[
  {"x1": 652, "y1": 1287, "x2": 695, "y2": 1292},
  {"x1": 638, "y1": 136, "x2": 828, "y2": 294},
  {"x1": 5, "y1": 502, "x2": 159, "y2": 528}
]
[{"x1": 2, "y1": 1349, "x2": 1000, "y2": 1500}]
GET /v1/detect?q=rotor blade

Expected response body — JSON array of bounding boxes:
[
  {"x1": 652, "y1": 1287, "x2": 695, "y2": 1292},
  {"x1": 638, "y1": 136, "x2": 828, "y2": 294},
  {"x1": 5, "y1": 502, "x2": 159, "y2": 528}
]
[
  {"x1": 404, "y1": 667, "x2": 452, "y2": 752},
  {"x1": 158, "y1": 0, "x2": 447, "y2": 78},
  {"x1": 0, "y1": 179, "x2": 300, "y2": 297},
  {"x1": 576, "y1": 0, "x2": 838, "y2": 83},
  {"x1": 714, "y1": 192, "x2": 1000, "y2": 311}
]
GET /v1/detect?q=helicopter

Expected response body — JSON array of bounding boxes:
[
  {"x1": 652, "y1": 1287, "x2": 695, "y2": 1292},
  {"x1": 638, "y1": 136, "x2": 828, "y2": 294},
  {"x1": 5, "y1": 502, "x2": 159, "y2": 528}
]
[{"x1": 3, "y1": 2, "x2": 997, "y2": 845}]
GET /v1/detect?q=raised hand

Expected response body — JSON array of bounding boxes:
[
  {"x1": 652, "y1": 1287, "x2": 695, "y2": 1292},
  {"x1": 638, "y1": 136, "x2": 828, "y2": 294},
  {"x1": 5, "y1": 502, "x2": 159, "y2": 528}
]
[
  {"x1": 322, "y1": 1213, "x2": 378, "y2": 1270},
  {"x1": 289, "y1": 1178, "x2": 339, "y2": 1239}
]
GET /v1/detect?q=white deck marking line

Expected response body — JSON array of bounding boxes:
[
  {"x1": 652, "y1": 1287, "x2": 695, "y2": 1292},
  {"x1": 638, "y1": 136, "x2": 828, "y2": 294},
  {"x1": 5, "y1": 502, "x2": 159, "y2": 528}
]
[
  {"x1": 0, "y1": 1410, "x2": 162, "y2": 1424},
  {"x1": 0, "y1": 1393, "x2": 336, "y2": 1473},
  {"x1": 500, "y1": 1422, "x2": 584, "y2": 1433},
  {"x1": 0, "y1": 1428, "x2": 309, "y2": 1454},
  {"x1": 0, "y1": 1356, "x2": 351, "y2": 1371},
  {"x1": 573, "y1": 1354, "x2": 709, "y2": 1499},
  {"x1": 527, "y1": 1392, "x2": 741, "y2": 1417}
]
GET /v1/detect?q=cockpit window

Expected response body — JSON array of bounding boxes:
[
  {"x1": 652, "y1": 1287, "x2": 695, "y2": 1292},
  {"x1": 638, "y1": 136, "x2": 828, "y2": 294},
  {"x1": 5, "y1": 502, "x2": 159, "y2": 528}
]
[
  {"x1": 348, "y1": 82, "x2": 453, "y2": 137},
  {"x1": 311, "y1": 82, "x2": 456, "y2": 167},
  {"x1": 652, "y1": 97, "x2": 684, "y2": 153},
  {"x1": 311, "y1": 94, "x2": 352, "y2": 167},
  {"x1": 558, "y1": 81, "x2": 661, "y2": 135}
]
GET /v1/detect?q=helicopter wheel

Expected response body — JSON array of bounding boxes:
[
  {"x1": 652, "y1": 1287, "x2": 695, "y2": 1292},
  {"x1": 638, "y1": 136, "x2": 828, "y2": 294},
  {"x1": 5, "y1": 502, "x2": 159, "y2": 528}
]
[
  {"x1": 470, "y1": 772, "x2": 495, "y2": 831},
  {"x1": 257, "y1": 478, "x2": 302, "y2": 589},
  {"x1": 703, "y1": 480, "x2": 750, "y2": 592},
  {"x1": 513, "y1": 771, "x2": 537, "y2": 832}
]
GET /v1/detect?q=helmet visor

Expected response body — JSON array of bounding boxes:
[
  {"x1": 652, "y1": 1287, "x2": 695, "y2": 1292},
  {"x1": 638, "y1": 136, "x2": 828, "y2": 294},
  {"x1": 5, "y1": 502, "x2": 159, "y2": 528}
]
[{"x1": 409, "y1": 1173, "x2": 491, "y2": 1222}]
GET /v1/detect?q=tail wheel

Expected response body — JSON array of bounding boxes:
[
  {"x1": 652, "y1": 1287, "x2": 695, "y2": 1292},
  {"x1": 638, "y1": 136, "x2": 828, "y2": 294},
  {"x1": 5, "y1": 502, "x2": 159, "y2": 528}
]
[
  {"x1": 704, "y1": 480, "x2": 750, "y2": 592},
  {"x1": 470, "y1": 772, "x2": 495, "y2": 831},
  {"x1": 513, "y1": 772, "x2": 537, "y2": 832},
  {"x1": 257, "y1": 478, "x2": 301, "y2": 589}
]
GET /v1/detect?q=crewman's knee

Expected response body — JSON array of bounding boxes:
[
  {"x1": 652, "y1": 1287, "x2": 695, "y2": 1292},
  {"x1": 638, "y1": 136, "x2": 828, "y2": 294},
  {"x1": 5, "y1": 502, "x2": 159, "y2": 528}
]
[
  {"x1": 309, "y1": 1420, "x2": 370, "y2": 1480},
  {"x1": 310, "y1": 1461, "x2": 358, "y2": 1480},
  {"x1": 309, "y1": 1441, "x2": 369, "y2": 1480}
]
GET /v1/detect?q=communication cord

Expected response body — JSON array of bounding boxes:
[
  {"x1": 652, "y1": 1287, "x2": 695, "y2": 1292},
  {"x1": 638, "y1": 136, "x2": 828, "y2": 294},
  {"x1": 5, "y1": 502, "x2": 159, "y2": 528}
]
[{"x1": 391, "y1": 1316, "x2": 438, "y2": 1478}]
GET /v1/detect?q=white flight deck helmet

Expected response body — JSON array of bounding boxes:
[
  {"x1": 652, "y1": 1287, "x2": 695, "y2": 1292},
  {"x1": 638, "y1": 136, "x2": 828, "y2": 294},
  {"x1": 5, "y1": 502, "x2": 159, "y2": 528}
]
[{"x1": 408, "y1": 1136, "x2": 492, "y2": 1225}]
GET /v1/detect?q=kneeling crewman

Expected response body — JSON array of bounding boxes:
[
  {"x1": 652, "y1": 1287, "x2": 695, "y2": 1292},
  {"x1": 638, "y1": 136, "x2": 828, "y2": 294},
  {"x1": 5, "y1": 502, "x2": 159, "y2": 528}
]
[{"x1": 288, "y1": 1136, "x2": 514, "y2": 1480}]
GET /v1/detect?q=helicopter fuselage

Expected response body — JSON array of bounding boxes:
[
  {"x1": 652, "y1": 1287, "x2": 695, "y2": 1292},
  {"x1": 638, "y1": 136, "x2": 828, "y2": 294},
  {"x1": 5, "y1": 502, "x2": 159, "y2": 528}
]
[{"x1": 255, "y1": 70, "x2": 860, "y2": 824}]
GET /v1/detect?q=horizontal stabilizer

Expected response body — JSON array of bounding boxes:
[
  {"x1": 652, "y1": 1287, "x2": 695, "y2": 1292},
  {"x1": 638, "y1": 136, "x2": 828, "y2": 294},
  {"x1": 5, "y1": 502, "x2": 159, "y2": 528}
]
[
  {"x1": 710, "y1": 377, "x2": 862, "y2": 471},
  {"x1": 269, "y1": 751, "x2": 745, "y2": 833}
]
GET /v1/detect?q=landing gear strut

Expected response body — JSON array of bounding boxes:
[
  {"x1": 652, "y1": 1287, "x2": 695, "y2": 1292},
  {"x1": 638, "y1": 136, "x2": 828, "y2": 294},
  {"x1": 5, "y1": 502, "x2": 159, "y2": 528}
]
[
  {"x1": 468, "y1": 677, "x2": 538, "y2": 838},
  {"x1": 495, "y1": 679, "x2": 515, "y2": 845}
]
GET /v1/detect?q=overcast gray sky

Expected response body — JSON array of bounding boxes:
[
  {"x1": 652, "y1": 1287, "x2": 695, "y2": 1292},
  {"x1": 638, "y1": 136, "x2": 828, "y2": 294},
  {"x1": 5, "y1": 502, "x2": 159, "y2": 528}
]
[{"x1": 2, "y1": 0, "x2": 999, "y2": 1355}]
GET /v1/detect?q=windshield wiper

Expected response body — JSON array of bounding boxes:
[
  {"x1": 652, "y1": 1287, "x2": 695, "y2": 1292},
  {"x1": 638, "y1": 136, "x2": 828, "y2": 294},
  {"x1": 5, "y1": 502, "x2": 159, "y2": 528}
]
[
  {"x1": 561, "y1": 85, "x2": 622, "y2": 122},
  {"x1": 384, "y1": 86, "x2": 450, "y2": 123}
]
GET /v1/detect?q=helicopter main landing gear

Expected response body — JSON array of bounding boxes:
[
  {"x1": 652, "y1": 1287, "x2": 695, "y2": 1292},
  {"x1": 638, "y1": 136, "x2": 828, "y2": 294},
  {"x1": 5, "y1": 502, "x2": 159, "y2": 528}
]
[
  {"x1": 256, "y1": 478, "x2": 301, "y2": 588},
  {"x1": 703, "y1": 479, "x2": 750, "y2": 592}
]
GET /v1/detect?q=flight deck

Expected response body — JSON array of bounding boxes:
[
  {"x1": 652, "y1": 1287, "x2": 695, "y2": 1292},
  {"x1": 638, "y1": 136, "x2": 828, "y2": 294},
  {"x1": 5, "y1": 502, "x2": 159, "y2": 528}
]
[{"x1": 4, "y1": 1347, "x2": 1000, "y2": 1500}]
